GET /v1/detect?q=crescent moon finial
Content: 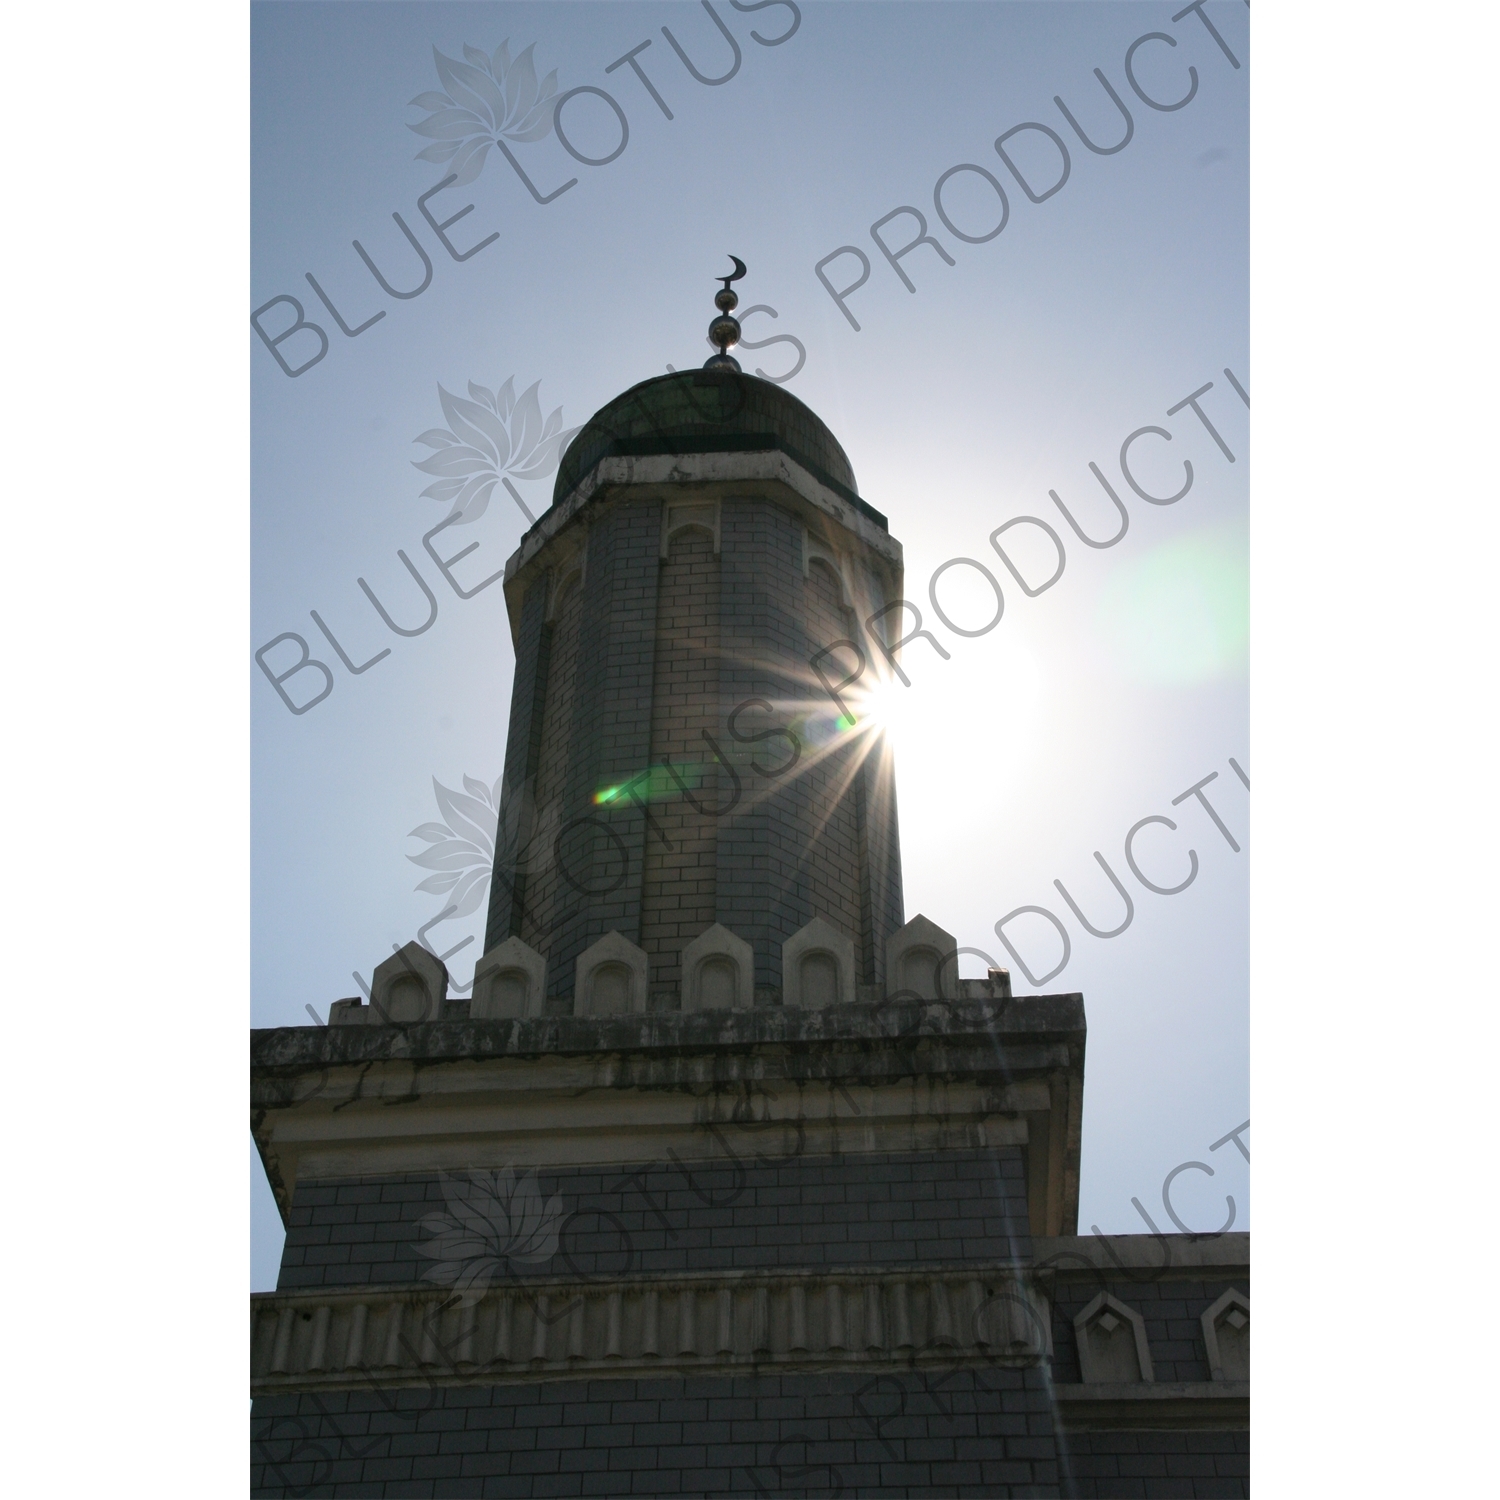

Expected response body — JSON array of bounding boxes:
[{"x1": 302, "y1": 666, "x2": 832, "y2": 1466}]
[{"x1": 704, "y1": 257, "x2": 747, "y2": 372}]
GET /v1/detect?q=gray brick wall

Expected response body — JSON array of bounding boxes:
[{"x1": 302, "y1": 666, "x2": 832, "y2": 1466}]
[
  {"x1": 275, "y1": 1149, "x2": 1032, "y2": 1293},
  {"x1": 548, "y1": 500, "x2": 663, "y2": 997},
  {"x1": 251, "y1": 1367, "x2": 1061, "y2": 1498},
  {"x1": 641, "y1": 526, "x2": 722, "y2": 1000},
  {"x1": 1059, "y1": 1431, "x2": 1249, "y2": 1499},
  {"x1": 714, "y1": 498, "x2": 827, "y2": 992},
  {"x1": 516, "y1": 572, "x2": 584, "y2": 968}
]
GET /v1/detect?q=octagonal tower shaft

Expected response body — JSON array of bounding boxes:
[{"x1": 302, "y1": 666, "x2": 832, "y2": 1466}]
[{"x1": 483, "y1": 369, "x2": 906, "y2": 1006}]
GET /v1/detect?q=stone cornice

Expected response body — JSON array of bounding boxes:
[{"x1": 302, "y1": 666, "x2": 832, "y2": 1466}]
[
  {"x1": 500, "y1": 451, "x2": 903, "y2": 645},
  {"x1": 524, "y1": 451, "x2": 900, "y2": 572},
  {"x1": 251, "y1": 995, "x2": 1084, "y2": 1076},
  {"x1": 250, "y1": 1257, "x2": 1251, "y2": 1432},
  {"x1": 250, "y1": 1263, "x2": 1050, "y2": 1397},
  {"x1": 250, "y1": 998, "x2": 1086, "y2": 1239},
  {"x1": 1034, "y1": 1233, "x2": 1250, "y2": 1278}
]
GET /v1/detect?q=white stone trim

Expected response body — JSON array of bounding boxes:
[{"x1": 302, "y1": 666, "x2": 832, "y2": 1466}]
[
  {"x1": 680, "y1": 923, "x2": 754, "y2": 1012},
  {"x1": 471, "y1": 938, "x2": 547, "y2": 1021},
  {"x1": 1074, "y1": 1291, "x2": 1155, "y2": 1384},
  {"x1": 574, "y1": 931, "x2": 649, "y2": 1017},
  {"x1": 509, "y1": 451, "x2": 900, "y2": 581},
  {"x1": 254, "y1": 999, "x2": 1085, "y2": 1233},
  {"x1": 365, "y1": 942, "x2": 447, "y2": 1025},
  {"x1": 781, "y1": 917, "x2": 856, "y2": 1009},
  {"x1": 885, "y1": 914, "x2": 959, "y2": 1000},
  {"x1": 502, "y1": 456, "x2": 903, "y2": 648},
  {"x1": 553, "y1": 452, "x2": 898, "y2": 560},
  {"x1": 1200, "y1": 1286, "x2": 1249, "y2": 1382},
  {"x1": 259, "y1": 1075, "x2": 1033, "y2": 1207},
  {"x1": 251, "y1": 1264, "x2": 1050, "y2": 1395}
]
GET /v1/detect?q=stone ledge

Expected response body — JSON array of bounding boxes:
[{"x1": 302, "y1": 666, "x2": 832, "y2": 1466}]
[
  {"x1": 1035, "y1": 1234, "x2": 1250, "y2": 1276},
  {"x1": 1052, "y1": 1381, "x2": 1251, "y2": 1431},
  {"x1": 252, "y1": 996, "x2": 1086, "y2": 1246},
  {"x1": 251, "y1": 1263, "x2": 1049, "y2": 1397},
  {"x1": 503, "y1": 455, "x2": 903, "y2": 653},
  {"x1": 252, "y1": 994, "x2": 1085, "y2": 1075},
  {"x1": 527, "y1": 450, "x2": 899, "y2": 575}
]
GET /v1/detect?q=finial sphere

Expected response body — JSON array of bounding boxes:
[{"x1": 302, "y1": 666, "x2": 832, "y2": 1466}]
[
  {"x1": 709, "y1": 314, "x2": 741, "y2": 351},
  {"x1": 705, "y1": 257, "x2": 747, "y2": 370}
]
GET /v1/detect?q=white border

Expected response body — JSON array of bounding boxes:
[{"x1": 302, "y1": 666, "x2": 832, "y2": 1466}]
[
  {"x1": 1256, "y1": 0, "x2": 1494, "y2": 1491},
  {"x1": 7, "y1": 0, "x2": 248, "y2": 1487}
]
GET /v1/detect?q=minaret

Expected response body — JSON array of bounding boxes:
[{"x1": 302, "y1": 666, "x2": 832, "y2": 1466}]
[
  {"x1": 251, "y1": 264, "x2": 1245, "y2": 1500},
  {"x1": 482, "y1": 262, "x2": 905, "y2": 1011}
]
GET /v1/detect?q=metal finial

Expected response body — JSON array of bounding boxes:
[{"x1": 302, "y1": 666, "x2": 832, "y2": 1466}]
[{"x1": 704, "y1": 255, "x2": 747, "y2": 371}]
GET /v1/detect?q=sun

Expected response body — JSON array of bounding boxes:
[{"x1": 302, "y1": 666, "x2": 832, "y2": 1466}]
[{"x1": 846, "y1": 672, "x2": 912, "y2": 749}]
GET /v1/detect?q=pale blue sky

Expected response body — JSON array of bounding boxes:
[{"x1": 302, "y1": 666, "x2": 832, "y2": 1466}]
[{"x1": 252, "y1": 0, "x2": 1249, "y2": 1288}]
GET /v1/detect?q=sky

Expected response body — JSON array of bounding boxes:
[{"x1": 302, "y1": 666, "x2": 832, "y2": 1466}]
[{"x1": 251, "y1": 0, "x2": 1250, "y2": 1291}]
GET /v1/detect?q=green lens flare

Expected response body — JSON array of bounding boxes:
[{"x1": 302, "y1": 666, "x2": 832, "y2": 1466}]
[
  {"x1": 593, "y1": 764, "x2": 710, "y2": 805},
  {"x1": 1098, "y1": 521, "x2": 1247, "y2": 686}
]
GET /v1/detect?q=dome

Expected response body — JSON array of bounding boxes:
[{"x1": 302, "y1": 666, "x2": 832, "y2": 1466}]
[{"x1": 552, "y1": 369, "x2": 878, "y2": 524}]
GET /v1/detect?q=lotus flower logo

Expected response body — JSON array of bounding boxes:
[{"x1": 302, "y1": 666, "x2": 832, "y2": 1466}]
[
  {"x1": 407, "y1": 774, "x2": 502, "y2": 921},
  {"x1": 407, "y1": 772, "x2": 560, "y2": 927},
  {"x1": 415, "y1": 1168, "x2": 566, "y2": 1304},
  {"x1": 413, "y1": 377, "x2": 580, "y2": 526},
  {"x1": 409, "y1": 42, "x2": 560, "y2": 186}
]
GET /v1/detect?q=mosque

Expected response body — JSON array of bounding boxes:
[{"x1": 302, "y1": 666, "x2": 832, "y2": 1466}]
[{"x1": 251, "y1": 265, "x2": 1249, "y2": 1498}]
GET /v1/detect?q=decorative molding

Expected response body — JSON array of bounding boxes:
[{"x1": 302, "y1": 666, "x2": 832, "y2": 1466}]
[
  {"x1": 782, "y1": 917, "x2": 856, "y2": 1009},
  {"x1": 886, "y1": 914, "x2": 959, "y2": 1001},
  {"x1": 802, "y1": 531, "x2": 853, "y2": 607},
  {"x1": 1201, "y1": 1286, "x2": 1249, "y2": 1382},
  {"x1": 540, "y1": 452, "x2": 901, "y2": 563},
  {"x1": 680, "y1": 924, "x2": 754, "y2": 1012},
  {"x1": 251, "y1": 997, "x2": 1086, "y2": 1236},
  {"x1": 574, "y1": 931, "x2": 648, "y2": 1016},
  {"x1": 332, "y1": 942, "x2": 448, "y2": 1026},
  {"x1": 257, "y1": 1075, "x2": 1032, "y2": 1220},
  {"x1": 1074, "y1": 1291, "x2": 1155, "y2": 1384},
  {"x1": 545, "y1": 558, "x2": 584, "y2": 623},
  {"x1": 661, "y1": 499, "x2": 720, "y2": 557},
  {"x1": 471, "y1": 938, "x2": 547, "y2": 1021},
  {"x1": 502, "y1": 454, "x2": 903, "y2": 646},
  {"x1": 251, "y1": 1264, "x2": 1050, "y2": 1396}
]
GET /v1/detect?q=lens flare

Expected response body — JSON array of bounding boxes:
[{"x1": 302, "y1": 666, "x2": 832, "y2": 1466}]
[{"x1": 1098, "y1": 521, "x2": 1248, "y2": 686}]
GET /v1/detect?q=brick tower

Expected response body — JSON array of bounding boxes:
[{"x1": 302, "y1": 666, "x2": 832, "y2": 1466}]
[
  {"x1": 251, "y1": 274, "x2": 1249, "y2": 1498},
  {"x1": 482, "y1": 364, "x2": 905, "y2": 1013}
]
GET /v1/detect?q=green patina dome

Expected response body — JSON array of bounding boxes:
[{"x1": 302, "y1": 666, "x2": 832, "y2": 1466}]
[{"x1": 551, "y1": 370, "x2": 883, "y2": 526}]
